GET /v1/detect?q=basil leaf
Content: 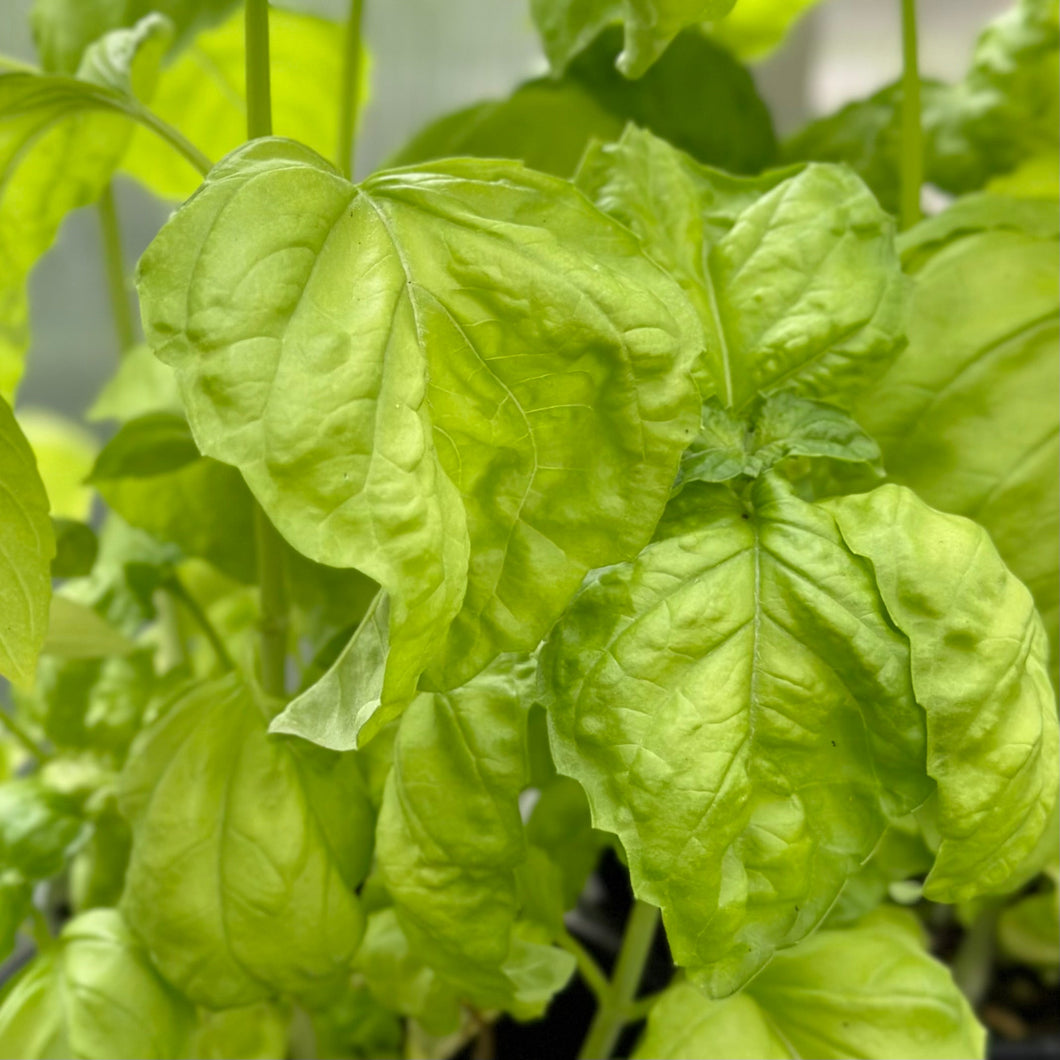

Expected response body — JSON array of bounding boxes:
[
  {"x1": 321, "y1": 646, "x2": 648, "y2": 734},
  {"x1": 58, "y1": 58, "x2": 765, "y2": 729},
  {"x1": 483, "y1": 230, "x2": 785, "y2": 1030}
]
[
  {"x1": 122, "y1": 6, "x2": 367, "y2": 201},
  {"x1": 88, "y1": 343, "x2": 182, "y2": 423},
  {"x1": 542, "y1": 475, "x2": 929, "y2": 994},
  {"x1": 632, "y1": 909, "x2": 985, "y2": 1059},
  {"x1": 42, "y1": 595, "x2": 135, "y2": 660},
  {"x1": 119, "y1": 674, "x2": 374, "y2": 1006},
  {"x1": 51, "y1": 518, "x2": 98, "y2": 579},
  {"x1": 0, "y1": 908, "x2": 196, "y2": 1060},
  {"x1": 393, "y1": 27, "x2": 775, "y2": 178},
  {"x1": 16, "y1": 409, "x2": 98, "y2": 521},
  {"x1": 0, "y1": 396, "x2": 54, "y2": 685},
  {"x1": 139, "y1": 138, "x2": 701, "y2": 746},
  {"x1": 857, "y1": 196, "x2": 1060, "y2": 673},
  {"x1": 828, "y1": 485, "x2": 1059, "y2": 902},
  {"x1": 375, "y1": 657, "x2": 575, "y2": 1012},
  {"x1": 531, "y1": 0, "x2": 737, "y2": 77},
  {"x1": 0, "y1": 776, "x2": 85, "y2": 880},
  {"x1": 0, "y1": 17, "x2": 167, "y2": 398},
  {"x1": 708, "y1": 0, "x2": 826, "y2": 60},
  {"x1": 576, "y1": 126, "x2": 906, "y2": 409},
  {"x1": 189, "y1": 1002, "x2": 290, "y2": 1060}
]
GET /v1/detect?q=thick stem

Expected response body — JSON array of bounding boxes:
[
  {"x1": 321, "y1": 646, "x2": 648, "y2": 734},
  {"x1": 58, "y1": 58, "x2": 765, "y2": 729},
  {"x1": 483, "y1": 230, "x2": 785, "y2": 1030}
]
[
  {"x1": 97, "y1": 183, "x2": 136, "y2": 356},
  {"x1": 254, "y1": 507, "x2": 289, "y2": 697},
  {"x1": 899, "y1": 0, "x2": 923, "y2": 230},
  {"x1": 336, "y1": 0, "x2": 365, "y2": 179},
  {"x1": 245, "y1": 0, "x2": 273, "y2": 140},
  {"x1": 578, "y1": 901, "x2": 660, "y2": 1060}
]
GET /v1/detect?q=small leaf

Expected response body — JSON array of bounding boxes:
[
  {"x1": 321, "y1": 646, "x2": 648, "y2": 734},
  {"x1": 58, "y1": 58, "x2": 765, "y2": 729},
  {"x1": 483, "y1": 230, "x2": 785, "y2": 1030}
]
[
  {"x1": 89, "y1": 412, "x2": 200, "y2": 481},
  {"x1": 17, "y1": 409, "x2": 98, "y2": 520},
  {"x1": 0, "y1": 776, "x2": 85, "y2": 880},
  {"x1": 577, "y1": 126, "x2": 906, "y2": 410},
  {"x1": 0, "y1": 908, "x2": 196, "y2": 1060},
  {"x1": 120, "y1": 674, "x2": 374, "y2": 1007},
  {"x1": 632, "y1": 909, "x2": 985, "y2": 1060},
  {"x1": 88, "y1": 343, "x2": 182, "y2": 423},
  {"x1": 708, "y1": 0, "x2": 828, "y2": 60},
  {"x1": 51, "y1": 518, "x2": 98, "y2": 579},
  {"x1": 0, "y1": 395, "x2": 54, "y2": 686}
]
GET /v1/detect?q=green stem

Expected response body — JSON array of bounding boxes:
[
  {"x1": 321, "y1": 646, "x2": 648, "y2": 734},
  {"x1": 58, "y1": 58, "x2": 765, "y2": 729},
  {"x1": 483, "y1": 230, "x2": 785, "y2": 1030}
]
[
  {"x1": 163, "y1": 576, "x2": 234, "y2": 672},
  {"x1": 155, "y1": 593, "x2": 190, "y2": 671},
  {"x1": 899, "y1": 0, "x2": 923, "y2": 230},
  {"x1": 336, "y1": 0, "x2": 365, "y2": 179},
  {"x1": 245, "y1": 0, "x2": 273, "y2": 139},
  {"x1": 244, "y1": 0, "x2": 289, "y2": 699},
  {"x1": 27, "y1": 905, "x2": 53, "y2": 952},
  {"x1": 97, "y1": 182, "x2": 136, "y2": 356},
  {"x1": 0, "y1": 710, "x2": 51, "y2": 762},
  {"x1": 578, "y1": 901, "x2": 660, "y2": 1060},
  {"x1": 952, "y1": 904, "x2": 1002, "y2": 1007},
  {"x1": 560, "y1": 930, "x2": 611, "y2": 1005},
  {"x1": 131, "y1": 103, "x2": 212, "y2": 176},
  {"x1": 254, "y1": 507, "x2": 289, "y2": 697}
]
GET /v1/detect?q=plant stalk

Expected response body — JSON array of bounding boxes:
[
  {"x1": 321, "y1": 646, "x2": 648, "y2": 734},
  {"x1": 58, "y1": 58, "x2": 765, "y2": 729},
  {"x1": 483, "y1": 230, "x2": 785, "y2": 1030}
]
[
  {"x1": 97, "y1": 183, "x2": 136, "y2": 356},
  {"x1": 577, "y1": 900, "x2": 660, "y2": 1060},
  {"x1": 899, "y1": 0, "x2": 923, "y2": 230},
  {"x1": 244, "y1": 0, "x2": 289, "y2": 698},
  {"x1": 0, "y1": 710, "x2": 51, "y2": 763},
  {"x1": 245, "y1": 0, "x2": 273, "y2": 139},
  {"x1": 560, "y1": 930, "x2": 611, "y2": 1005},
  {"x1": 337, "y1": 0, "x2": 365, "y2": 179},
  {"x1": 163, "y1": 576, "x2": 234, "y2": 672}
]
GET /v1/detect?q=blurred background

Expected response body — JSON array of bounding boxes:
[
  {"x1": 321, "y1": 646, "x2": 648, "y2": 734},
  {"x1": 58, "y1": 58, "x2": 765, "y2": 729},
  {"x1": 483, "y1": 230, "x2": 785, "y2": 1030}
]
[{"x1": 0, "y1": 0, "x2": 1010, "y2": 422}]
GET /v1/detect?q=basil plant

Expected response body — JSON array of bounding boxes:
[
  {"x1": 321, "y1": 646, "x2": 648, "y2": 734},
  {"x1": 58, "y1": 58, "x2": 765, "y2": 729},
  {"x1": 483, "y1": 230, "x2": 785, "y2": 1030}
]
[{"x1": 0, "y1": 0, "x2": 1056, "y2": 1057}]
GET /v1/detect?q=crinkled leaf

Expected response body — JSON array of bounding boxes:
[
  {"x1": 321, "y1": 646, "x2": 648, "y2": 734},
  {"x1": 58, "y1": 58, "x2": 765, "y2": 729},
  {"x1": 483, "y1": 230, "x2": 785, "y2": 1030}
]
[
  {"x1": 139, "y1": 138, "x2": 701, "y2": 746},
  {"x1": 0, "y1": 776, "x2": 85, "y2": 880},
  {"x1": 30, "y1": 0, "x2": 239, "y2": 73},
  {"x1": 679, "y1": 391, "x2": 881, "y2": 487},
  {"x1": 121, "y1": 6, "x2": 367, "y2": 200},
  {"x1": 784, "y1": 0, "x2": 1059, "y2": 210},
  {"x1": 576, "y1": 126, "x2": 906, "y2": 409},
  {"x1": 0, "y1": 396, "x2": 54, "y2": 685},
  {"x1": 375, "y1": 657, "x2": 574, "y2": 1012},
  {"x1": 0, "y1": 19, "x2": 166, "y2": 398},
  {"x1": 531, "y1": 0, "x2": 737, "y2": 77},
  {"x1": 542, "y1": 474, "x2": 929, "y2": 995},
  {"x1": 311, "y1": 985, "x2": 404, "y2": 1060},
  {"x1": 857, "y1": 197, "x2": 1060, "y2": 670},
  {"x1": 632, "y1": 909, "x2": 985, "y2": 1060},
  {"x1": 0, "y1": 908, "x2": 196, "y2": 1060},
  {"x1": 119, "y1": 674, "x2": 374, "y2": 1006},
  {"x1": 393, "y1": 27, "x2": 774, "y2": 178},
  {"x1": 43, "y1": 595, "x2": 135, "y2": 660},
  {"x1": 828, "y1": 485, "x2": 1059, "y2": 902},
  {"x1": 708, "y1": 0, "x2": 827, "y2": 60}
]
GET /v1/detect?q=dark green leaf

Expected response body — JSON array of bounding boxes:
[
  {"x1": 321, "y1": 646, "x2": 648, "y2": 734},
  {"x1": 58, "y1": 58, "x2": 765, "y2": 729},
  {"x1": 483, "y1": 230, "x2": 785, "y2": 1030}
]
[{"x1": 50, "y1": 518, "x2": 98, "y2": 579}]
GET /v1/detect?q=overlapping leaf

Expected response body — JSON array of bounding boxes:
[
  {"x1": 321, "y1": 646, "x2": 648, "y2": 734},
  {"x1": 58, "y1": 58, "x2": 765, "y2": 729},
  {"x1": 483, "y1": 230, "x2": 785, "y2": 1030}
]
[
  {"x1": 138, "y1": 138, "x2": 701, "y2": 747},
  {"x1": 576, "y1": 126, "x2": 906, "y2": 408},
  {"x1": 633, "y1": 910, "x2": 984, "y2": 1060},
  {"x1": 856, "y1": 196, "x2": 1060, "y2": 668},
  {"x1": 120, "y1": 674, "x2": 375, "y2": 1006},
  {"x1": 543, "y1": 474, "x2": 1057, "y2": 993}
]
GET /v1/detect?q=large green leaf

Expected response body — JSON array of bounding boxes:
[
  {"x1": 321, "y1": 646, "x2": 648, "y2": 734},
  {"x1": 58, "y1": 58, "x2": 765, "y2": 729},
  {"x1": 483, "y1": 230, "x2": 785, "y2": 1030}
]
[
  {"x1": 138, "y1": 138, "x2": 701, "y2": 746},
  {"x1": 632, "y1": 909, "x2": 984, "y2": 1060},
  {"x1": 30, "y1": 0, "x2": 238, "y2": 73},
  {"x1": 375, "y1": 656, "x2": 575, "y2": 1013},
  {"x1": 784, "y1": 0, "x2": 1059, "y2": 211},
  {"x1": 531, "y1": 0, "x2": 737, "y2": 77},
  {"x1": 0, "y1": 17, "x2": 168, "y2": 398},
  {"x1": 119, "y1": 674, "x2": 374, "y2": 1007},
  {"x1": 0, "y1": 396, "x2": 54, "y2": 685},
  {"x1": 856, "y1": 196, "x2": 1060, "y2": 669},
  {"x1": 542, "y1": 474, "x2": 929, "y2": 995},
  {"x1": 392, "y1": 27, "x2": 775, "y2": 179},
  {"x1": 576, "y1": 126, "x2": 906, "y2": 409},
  {"x1": 122, "y1": 5, "x2": 367, "y2": 200},
  {"x1": 0, "y1": 908, "x2": 196, "y2": 1060},
  {"x1": 828, "y1": 486, "x2": 1059, "y2": 901}
]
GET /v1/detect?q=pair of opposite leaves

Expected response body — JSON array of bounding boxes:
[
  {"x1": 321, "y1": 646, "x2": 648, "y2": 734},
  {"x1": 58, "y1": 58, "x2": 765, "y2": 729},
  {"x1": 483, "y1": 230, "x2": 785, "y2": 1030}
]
[{"x1": 133, "y1": 120, "x2": 1057, "y2": 999}]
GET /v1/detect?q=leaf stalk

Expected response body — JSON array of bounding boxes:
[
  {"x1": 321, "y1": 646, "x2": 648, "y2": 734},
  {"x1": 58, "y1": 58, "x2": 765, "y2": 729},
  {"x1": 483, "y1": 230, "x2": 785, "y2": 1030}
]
[
  {"x1": 337, "y1": 0, "x2": 366, "y2": 179},
  {"x1": 97, "y1": 182, "x2": 136, "y2": 356},
  {"x1": 899, "y1": 0, "x2": 923, "y2": 230}
]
